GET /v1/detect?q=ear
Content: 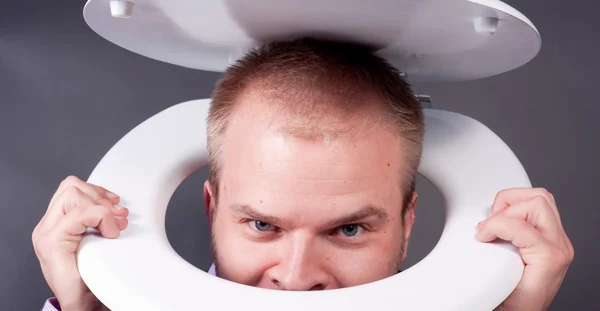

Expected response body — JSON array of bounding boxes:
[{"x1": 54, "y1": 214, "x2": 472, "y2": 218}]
[
  {"x1": 401, "y1": 191, "x2": 418, "y2": 260},
  {"x1": 204, "y1": 180, "x2": 216, "y2": 227}
]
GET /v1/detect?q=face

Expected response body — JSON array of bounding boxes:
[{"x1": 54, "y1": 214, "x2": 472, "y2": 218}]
[{"x1": 204, "y1": 92, "x2": 418, "y2": 290}]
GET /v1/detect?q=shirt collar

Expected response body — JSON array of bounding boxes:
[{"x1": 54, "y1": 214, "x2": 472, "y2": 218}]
[{"x1": 208, "y1": 263, "x2": 216, "y2": 276}]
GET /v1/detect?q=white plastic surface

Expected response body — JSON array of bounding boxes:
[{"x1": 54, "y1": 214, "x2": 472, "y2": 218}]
[
  {"x1": 82, "y1": 0, "x2": 541, "y2": 82},
  {"x1": 109, "y1": 0, "x2": 134, "y2": 19},
  {"x1": 78, "y1": 99, "x2": 531, "y2": 310}
]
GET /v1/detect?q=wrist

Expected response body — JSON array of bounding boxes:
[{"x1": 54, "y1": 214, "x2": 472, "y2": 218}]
[{"x1": 60, "y1": 291, "x2": 109, "y2": 311}]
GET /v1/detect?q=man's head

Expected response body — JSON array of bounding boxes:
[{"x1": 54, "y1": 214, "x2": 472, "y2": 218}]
[{"x1": 204, "y1": 38, "x2": 424, "y2": 290}]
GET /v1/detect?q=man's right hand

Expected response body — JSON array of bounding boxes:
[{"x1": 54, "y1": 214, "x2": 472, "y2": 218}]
[{"x1": 32, "y1": 176, "x2": 129, "y2": 311}]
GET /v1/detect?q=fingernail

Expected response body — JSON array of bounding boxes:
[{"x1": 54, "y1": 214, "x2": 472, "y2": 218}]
[
  {"x1": 477, "y1": 221, "x2": 485, "y2": 229},
  {"x1": 114, "y1": 204, "x2": 124, "y2": 210},
  {"x1": 106, "y1": 191, "x2": 119, "y2": 200},
  {"x1": 115, "y1": 216, "x2": 125, "y2": 220}
]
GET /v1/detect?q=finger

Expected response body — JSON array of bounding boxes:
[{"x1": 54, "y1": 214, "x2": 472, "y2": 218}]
[
  {"x1": 476, "y1": 215, "x2": 568, "y2": 268},
  {"x1": 476, "y1": 214, "x2": 552, "y2": 253},
  {"x1": 490, "y1": 187, "x2": 575, "y2": 260},
  {"x1": 56, "y1": 204, "x2": 121, "y2": 239},
  {"x1": 39, "y1": 176, "x2": 122, "y2": 233},
  {"x1": 494, "y1": 196, "x2": 561, "y2": 244},
  {"x1": 491, "y1": 187, "x2": 562, "y2": 228},
  {"x1": 34, "y1": 186, "x2": 97, "y2": 240},
  {"x1": 58, "y1": 176, "x2": 120, "y2": 206},
  {"x1": 34, "y1": 205, "x2": 127, "y2": 265},
  {"x1": 477, "y1": 214, "x2": 573, "y2": 270},
  {"x1": 40, "y1": 186, "x2": 128, "y2": 233},
  {"x1": 50, "y1": 176, "x2": 121, "y2": 209},
  {"x1": 114, "y1": 216, "x2": 129, "y2": 231}
]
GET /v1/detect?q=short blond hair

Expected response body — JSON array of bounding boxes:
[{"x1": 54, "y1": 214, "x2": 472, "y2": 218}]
[{"x1": 207, "y1": 38, "x2": 424, "y2": 213}]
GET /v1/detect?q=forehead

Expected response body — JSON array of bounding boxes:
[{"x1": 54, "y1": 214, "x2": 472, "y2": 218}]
[{"x1": 218, "y1": 91, "x2": 407, "y2": 199}]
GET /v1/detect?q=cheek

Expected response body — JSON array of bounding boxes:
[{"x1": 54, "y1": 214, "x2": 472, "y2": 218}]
[
  {"x1": 212, "y1": 213, "x2": 277, "y2": 285},
  {"x1": 327, "y1": 229, "x2": 404, "y2": 286}
]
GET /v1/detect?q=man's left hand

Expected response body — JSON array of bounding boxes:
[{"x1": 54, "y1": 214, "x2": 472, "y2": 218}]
[{"x1": 476, "y1": 188, "x2": 574, "y2": 311}]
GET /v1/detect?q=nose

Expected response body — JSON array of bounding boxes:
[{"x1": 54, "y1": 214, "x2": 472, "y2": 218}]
[{"x1": 265, "y1": 238, "x2": 332, "y2": 291}]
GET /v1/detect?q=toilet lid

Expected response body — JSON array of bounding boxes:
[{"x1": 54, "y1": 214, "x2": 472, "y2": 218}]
[
  {"x1": 82, "y1": 0, "x2": 541, "y2": 81},
  {"x1": 78, "y1": 99, "x2": 532, "y2": 310}
]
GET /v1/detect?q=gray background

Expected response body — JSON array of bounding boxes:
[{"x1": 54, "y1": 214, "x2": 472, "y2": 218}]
[{"x1": 1, "y1": 0, "x2": 598, "y2": 309}]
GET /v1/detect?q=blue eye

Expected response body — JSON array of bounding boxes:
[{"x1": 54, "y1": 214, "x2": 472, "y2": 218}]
[
  {"x1": 250, "y1": 220, "x2": 272, "y2": 232},
  {"x1": 340, "y1": 224, "x2": 361, "y2": 237}
]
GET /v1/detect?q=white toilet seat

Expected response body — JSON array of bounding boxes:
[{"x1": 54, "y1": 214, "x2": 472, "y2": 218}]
[
  {"x1": 78, "y1": 99, "x2": 531, "y2": 310},
  {"x1": 76, "y1": 0, "x2": 540, "y2": 309},
  {"x1": 83, "y1": 0, "x2": 540, "y2": 82}
]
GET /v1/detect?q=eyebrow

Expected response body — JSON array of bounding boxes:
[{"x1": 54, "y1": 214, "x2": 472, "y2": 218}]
[
  {"x1": 229, "y1": 203, "x2": 297, "y2": 228},
  {"x1": 324, "y1": 205, "x2": 389, "y2": 228},
  {"x1": 229, "y1": 203, "x2": 388, "y2": 229}
]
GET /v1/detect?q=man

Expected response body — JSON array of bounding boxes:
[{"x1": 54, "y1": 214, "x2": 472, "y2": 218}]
[{"x1": 33, "y1": 38, "x2": 574, "y2": 310}]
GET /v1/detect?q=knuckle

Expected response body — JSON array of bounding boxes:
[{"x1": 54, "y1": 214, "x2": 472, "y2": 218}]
[
  {"x1": 548, "y1": 247, "x2": 569, "y2": 267},
  {"x1": 62, "y1": 175, "x2": 81, "y2": 186},
  {"x1": 31, "y1": 229, "x2": 38, "y2": 245},
  {"x1": 32, "y1": 234, "x2": 38, "y2": 252},
  {"x1": 535, "y1": 187, "x2": 549, "y2": 194},
  {"x1": 553, "y1": 245, "x2": 573, "y2": 267},
  {"x1": 568, "y1": 249, "x2": 575, "y2": 262},
  {"x1": 567, "y1": 240, "x2": 575, "y2": 261},
  {"x1": 570, "y1": 248, "x2": 575, "y2": 262},
  {"x1": 533, "y1": 195, "x2": 549, "y2": 207},
  {"x1": 561, "y1": 251, "x2": 571, "y2": 267},
  {"x1": 496, "y1": 188, "x2": 510, "y2": 198},
  {"x1": 536, "y1": 187, "x2": 553, "y2": 200},
  {"x1": 32, "y1": 239, "x2": 40, "y2": 255},
  {"x1": 493, "y1": 189, "x2": 510, "y2": 203},
  {"x1": 33, "y1": 236, "x2": 50, "y2": 259},
  {"x1": 65, "y1": 175, "x2": 81, "y2": 183},
  {"x1": 63, "y1": 185, "x2": 84, "y2": 198}
]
